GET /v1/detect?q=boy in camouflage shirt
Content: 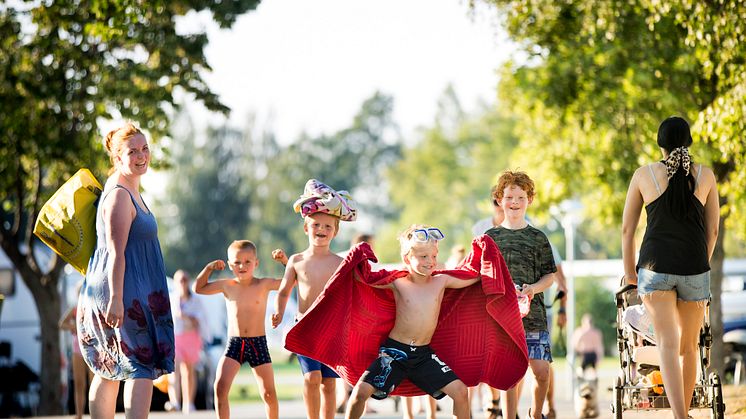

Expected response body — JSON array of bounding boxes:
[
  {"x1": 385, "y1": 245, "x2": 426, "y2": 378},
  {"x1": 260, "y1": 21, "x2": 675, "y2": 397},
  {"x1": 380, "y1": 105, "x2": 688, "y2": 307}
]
[{"x1": 485, "y1": 170, "x2": 557, "y2": 419}]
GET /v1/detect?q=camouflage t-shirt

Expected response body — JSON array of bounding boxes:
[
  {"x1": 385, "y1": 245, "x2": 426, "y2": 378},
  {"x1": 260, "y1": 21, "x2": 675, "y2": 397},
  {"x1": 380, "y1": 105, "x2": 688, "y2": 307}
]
[{"x1": 485, "y1": 225, "x2": 557, "y2": 332}]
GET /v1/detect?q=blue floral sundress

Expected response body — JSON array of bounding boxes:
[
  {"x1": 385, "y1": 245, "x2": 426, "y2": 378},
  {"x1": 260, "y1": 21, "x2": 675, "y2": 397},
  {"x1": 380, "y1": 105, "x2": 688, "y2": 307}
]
[{"x1": 77, "y1": 183, "x2": 174, "y2": 380}]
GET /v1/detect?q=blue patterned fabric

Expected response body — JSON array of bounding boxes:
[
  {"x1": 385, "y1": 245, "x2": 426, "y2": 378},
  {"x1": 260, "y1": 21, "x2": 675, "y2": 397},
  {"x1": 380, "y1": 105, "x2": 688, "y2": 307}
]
[{"x1": 77, "y1": 184, "x2": 174, "y2": 380}]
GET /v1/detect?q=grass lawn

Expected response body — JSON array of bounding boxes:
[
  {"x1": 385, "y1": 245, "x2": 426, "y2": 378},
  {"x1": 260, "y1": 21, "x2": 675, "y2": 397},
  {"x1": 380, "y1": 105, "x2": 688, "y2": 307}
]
[
  {"x1": 228, "y1": 382, "x2": 304, "y2": 403},
  {"x1": 551, "y1": 356, "x2": 620, "y2": 371},
  {"x1": 227, "y1": 356, "x2": 625, "y2": 403},
  {"x1": 228, "y1": 357, "x2": 304, "y2": 403}
]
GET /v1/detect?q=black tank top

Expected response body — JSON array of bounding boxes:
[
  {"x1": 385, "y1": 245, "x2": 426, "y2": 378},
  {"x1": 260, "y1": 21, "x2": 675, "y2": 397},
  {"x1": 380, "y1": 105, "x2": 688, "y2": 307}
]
[{"x1": 637, "y1": 164, "x2": 709, "y2": 275}]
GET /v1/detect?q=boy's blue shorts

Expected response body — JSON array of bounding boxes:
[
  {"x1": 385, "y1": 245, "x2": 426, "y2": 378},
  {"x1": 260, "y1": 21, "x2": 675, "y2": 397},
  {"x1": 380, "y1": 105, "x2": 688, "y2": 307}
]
[
  {"x1": 526, "y1": 330, "x2": 553, "y2": 362},
  {"x1": 297, "y1": 354, "x2": 339, "y2": 378}
]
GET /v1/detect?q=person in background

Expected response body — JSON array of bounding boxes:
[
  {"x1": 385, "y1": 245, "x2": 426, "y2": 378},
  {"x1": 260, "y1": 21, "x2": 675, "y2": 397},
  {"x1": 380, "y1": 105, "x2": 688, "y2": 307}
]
[
  {"x1": 59, "y1": 280, "x2": 92, "y2": 419},
  {"x1": 167, "y1": 270, "x2": 208, "y2": 414},
  {"x1": 445, "y1": 244, "x2": 466, "y2": 269},
  {"x1": 622, "y1": 116, "x2": 719, "y2": 419},
  {"x1": 471, "y1": 184, "x2": 503, "y2": 237},
  {"x1": 77, "y1": 123, "x2": 174, "y2": 419},
  {"x1": 571, "y1": 314, "x2": 604, "y2": 374},
  {"x1": 403, "y1": 395, "x2": 438, "y2": 419}
]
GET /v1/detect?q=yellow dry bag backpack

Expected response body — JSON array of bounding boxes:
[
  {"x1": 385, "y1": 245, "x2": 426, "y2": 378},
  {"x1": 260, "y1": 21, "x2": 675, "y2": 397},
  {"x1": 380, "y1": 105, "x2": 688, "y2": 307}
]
[{"x1": 33, "y1": 168, "x2": 103, "y2": 274}]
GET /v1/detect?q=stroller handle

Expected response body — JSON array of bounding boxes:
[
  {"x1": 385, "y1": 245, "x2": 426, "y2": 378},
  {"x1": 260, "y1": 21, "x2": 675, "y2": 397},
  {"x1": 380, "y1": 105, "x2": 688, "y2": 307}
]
[{"x1": 615, "y1": 283, "x2": 637, "y2": 298}]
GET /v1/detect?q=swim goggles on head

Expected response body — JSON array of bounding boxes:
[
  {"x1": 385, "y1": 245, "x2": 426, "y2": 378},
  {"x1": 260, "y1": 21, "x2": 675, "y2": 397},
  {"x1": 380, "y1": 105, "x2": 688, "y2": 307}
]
[{"x1": 411, "y1": 228, "x2": 445, "y2": 242}]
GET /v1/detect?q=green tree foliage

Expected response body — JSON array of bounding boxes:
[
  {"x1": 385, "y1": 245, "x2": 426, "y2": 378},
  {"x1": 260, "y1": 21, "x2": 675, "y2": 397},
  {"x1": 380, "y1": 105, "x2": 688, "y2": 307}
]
[
  {"x1": 379, "y1": 86, "x2": 519, "y2": 263},
  {"x1": 155, "y1": 93, "x2": 402, "y2": 279},
  {"x1": 490, "y1": 3, "x2": 694, "y2": 223},
  {"x1": 0, "y1": 1, "x2": 259, "y2": 413},
  {"x1": 156, "y1": 117, "x2": 260, "y2": 275},
  {"x1": 248, "y1": 92, "x2": 402, "y2": 259},
  {"x1": 481, "y1": 0, "x2": 746, "y2": 374}
]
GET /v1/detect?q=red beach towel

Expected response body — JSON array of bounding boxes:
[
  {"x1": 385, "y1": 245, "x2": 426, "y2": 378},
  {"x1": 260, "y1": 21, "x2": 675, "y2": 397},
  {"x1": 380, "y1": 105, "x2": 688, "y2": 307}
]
[{"x1": 284, "y1": 235, "x2": 528, "y2": 396}]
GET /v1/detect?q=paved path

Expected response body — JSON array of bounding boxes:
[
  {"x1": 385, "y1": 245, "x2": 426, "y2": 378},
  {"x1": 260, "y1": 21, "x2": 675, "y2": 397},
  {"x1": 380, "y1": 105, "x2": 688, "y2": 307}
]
[
  {"x1": 40, "y1": 363, "x2": 740, "y2": 418},
  {"x1": 37, "y1": 368, "x2": 609, "y2": 418}
]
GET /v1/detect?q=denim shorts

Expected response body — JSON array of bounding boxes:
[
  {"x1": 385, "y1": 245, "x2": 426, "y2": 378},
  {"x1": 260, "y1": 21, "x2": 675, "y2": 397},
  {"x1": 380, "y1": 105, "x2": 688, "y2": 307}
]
[
  {"x1": 526, "y1": 330, "x2": 552, "y2": 362},
  {"x1": 637, "y1": 268, "x2": 710, "y2": 302}
]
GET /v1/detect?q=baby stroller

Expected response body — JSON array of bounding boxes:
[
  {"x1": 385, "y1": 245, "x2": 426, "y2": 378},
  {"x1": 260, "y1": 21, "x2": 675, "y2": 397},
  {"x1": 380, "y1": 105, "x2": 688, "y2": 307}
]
[{"x1": 611, "y1": 281, "x2": 726, "y2": 418}]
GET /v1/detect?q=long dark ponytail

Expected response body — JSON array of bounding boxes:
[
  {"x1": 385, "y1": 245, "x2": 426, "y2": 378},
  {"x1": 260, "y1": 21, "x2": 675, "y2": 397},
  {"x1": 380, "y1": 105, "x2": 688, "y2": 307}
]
[{"x1": 657, "y1": 116, "x2": 696, "y2": 219}]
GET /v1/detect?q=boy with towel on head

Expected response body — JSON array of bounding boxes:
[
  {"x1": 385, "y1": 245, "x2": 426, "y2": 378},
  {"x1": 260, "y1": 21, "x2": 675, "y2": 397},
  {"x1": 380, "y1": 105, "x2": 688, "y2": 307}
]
[{"x1": 272, "y1": 179, "x2": 357, "y2": 419}]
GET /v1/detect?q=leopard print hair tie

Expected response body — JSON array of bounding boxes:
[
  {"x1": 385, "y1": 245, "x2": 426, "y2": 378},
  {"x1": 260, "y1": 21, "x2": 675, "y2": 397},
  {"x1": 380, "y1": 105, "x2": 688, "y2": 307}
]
[{"x1": 664, "y1": 146, "x2": 690, "y2": 179}]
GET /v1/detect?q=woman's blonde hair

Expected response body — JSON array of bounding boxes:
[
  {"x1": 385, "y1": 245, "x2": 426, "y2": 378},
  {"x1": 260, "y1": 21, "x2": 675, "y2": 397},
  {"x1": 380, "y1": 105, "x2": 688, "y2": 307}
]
[{"x1": 104, "y1": 122, "x2": 144, "y2": 175}]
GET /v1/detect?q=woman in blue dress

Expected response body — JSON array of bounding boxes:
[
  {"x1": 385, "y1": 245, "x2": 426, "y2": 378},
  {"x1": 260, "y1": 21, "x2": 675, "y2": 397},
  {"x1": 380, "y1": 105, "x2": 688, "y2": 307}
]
[{"x1": 77, "y1": 123, "x2": 174, "y2": 418}]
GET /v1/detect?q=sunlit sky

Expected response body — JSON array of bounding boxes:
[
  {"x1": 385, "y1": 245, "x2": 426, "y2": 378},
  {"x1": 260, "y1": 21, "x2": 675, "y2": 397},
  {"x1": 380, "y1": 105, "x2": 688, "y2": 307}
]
[{"x1": 179, "y1": 0, "x2": 514, "y2": 143}]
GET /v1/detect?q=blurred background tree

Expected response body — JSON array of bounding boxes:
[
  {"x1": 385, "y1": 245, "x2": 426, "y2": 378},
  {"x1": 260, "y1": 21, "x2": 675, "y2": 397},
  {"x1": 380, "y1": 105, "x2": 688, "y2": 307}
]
[
  {"x1": 377, "y1": 86, "x2": 520, "y2": 262},
  {"x1": 244, "y1": 91, "x2": 402, "y2": 263},
  {"x1": 155, "y1": 92, "x2": 402, "y2": 277},
  {"x1": 156, "y1": 114, "x2": 259, "y2": 275},
  {"x1": 0, "y1": 1, "x2": 260, "y2": 413}
]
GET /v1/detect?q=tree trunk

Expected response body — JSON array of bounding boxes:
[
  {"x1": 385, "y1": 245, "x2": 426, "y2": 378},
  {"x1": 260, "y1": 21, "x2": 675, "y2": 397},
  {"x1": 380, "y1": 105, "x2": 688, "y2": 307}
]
[
  {"x1": 4, "y1": 236, "x2": 66, "y2": 416},
  {"x1": 15, "y1": 263, "x2": 65, "y2": 416},
  {"x1": 36, "y1": 290, "x2": 62, "y2": 416},
  {"x1": 709, "y1": 212, "x2": 726, "y2": 376}
]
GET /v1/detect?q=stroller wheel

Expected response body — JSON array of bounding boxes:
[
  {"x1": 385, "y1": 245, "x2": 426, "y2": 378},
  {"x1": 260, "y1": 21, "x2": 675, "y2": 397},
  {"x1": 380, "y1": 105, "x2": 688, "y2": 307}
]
[
  {"x1": 709, "y1": 373, "x2": 725, "y2": 419},
  {"x1": 612, "y1": 375, "x2": 623, "y2": 419}
]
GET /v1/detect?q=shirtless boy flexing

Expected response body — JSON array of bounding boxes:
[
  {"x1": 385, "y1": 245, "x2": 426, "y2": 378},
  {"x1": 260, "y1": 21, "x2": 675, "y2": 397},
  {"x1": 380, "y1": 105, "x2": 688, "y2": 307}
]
[{"x1": 194, "y1": 240, "x2": 280, "y2": 419}]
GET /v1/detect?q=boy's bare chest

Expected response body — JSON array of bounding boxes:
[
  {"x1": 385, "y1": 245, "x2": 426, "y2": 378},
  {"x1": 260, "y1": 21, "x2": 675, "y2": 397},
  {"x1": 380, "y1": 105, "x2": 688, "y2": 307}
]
[
  {"x1": 225, "y1": 283, "x2": 267, "y2": 304},
  {"x1": 295, "y1": 260, "x2": 338, "y2": 287},
  {"x1": 395, "y1": 279, "x2": 445, "y2": 308}
]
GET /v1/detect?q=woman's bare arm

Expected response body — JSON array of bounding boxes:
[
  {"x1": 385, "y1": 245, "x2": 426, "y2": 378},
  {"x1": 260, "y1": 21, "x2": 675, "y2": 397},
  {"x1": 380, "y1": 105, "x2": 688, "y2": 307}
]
[{"x1": 622, "y1": 169, "x2": 644, "y2": 284}]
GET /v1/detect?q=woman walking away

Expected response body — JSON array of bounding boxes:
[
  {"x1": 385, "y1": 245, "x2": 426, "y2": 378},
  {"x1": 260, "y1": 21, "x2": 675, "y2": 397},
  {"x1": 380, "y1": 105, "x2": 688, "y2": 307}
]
[{"x1": 622, "y1": 116, "x2": 719, "y2": 419}]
